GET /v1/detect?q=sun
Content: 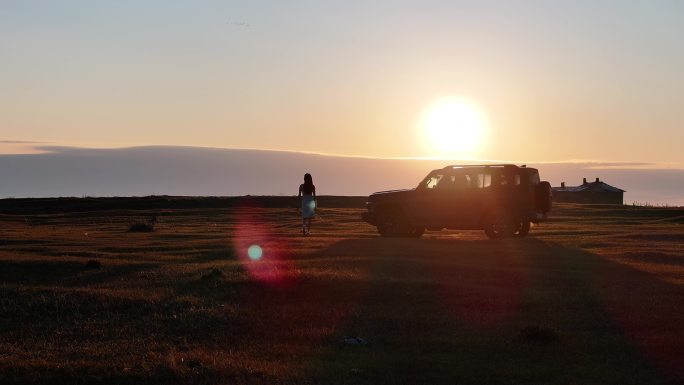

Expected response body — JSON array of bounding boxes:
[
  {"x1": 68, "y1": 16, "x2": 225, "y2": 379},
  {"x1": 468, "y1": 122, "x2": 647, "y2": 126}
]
[{"x1": 420, "y1": 97, "x2": 489, "y2": 158}]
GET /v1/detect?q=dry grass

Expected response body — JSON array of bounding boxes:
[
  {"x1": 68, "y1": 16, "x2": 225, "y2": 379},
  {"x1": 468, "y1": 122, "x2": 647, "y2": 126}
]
[{"x1": 0, "y1": 202, "x2": 682, "y2": 384}]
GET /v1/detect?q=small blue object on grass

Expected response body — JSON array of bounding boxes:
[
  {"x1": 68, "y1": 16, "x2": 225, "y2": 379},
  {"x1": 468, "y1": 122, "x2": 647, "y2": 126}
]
[{"x1": 342, "y1": 336, "x2": 369, "y2": 346}]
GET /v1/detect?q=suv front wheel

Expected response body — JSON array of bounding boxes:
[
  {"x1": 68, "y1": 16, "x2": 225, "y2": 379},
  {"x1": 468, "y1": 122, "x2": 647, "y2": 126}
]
[{"x1": 377, "y1": 209, "x2": 424, "y2": 238}]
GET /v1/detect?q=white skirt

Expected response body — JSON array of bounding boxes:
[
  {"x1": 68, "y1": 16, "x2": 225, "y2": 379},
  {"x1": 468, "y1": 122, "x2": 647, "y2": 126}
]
[{"x1": 301, "y1": 195, "x2": 316, "y2": 218}]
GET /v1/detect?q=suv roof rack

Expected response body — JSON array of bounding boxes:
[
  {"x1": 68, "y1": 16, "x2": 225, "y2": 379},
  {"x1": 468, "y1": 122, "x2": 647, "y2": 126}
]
[{"x1": 442, "y1": 164, "x2": 521, "y2": 169}]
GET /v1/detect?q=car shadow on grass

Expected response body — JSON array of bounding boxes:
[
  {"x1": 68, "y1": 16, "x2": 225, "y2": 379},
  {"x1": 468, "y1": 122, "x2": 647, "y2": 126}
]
[
  {"x1": 2, "y1": 236, "x2": 681, "y2": 385},
  {"x1": 302, "y1": 237, "x2": 682, "y2": 385}
]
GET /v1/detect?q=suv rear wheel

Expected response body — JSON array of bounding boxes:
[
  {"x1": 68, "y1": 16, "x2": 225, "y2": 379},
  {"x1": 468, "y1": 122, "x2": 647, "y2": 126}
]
[
  {"x1": 484, "y1": 214, "x2": 516, "y2": 239},
  {"x1": 406, "y1": 226, "x2": 425, "y2": 238},
  {"x1": 512, "y1": 221, "x2": 531, "y2": 237}
]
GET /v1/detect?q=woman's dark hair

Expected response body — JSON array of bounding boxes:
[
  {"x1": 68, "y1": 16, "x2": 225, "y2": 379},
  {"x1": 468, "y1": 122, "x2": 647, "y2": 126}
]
[{"x1": 302, "y1": 173, "x2": 315, "y2": 194}]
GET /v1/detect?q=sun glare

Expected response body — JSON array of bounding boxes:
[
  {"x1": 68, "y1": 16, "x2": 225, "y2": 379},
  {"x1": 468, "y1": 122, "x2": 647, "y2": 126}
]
[{"x1": 420, "y1": 97, "x2": 489, "y2": 158}]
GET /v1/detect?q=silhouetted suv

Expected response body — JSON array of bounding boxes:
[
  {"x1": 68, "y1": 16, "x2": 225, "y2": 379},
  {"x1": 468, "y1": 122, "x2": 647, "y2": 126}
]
[{"x1": 362, "y1": 164, "x2": 552, "y2": 238}]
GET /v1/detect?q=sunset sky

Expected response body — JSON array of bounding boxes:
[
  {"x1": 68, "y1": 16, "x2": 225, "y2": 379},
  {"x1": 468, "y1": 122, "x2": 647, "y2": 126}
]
[{"x1": 1, "y1": 1, "x2": 683, "y2": 166}]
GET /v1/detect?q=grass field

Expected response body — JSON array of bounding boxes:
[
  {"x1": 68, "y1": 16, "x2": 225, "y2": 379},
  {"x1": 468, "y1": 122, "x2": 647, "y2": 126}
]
[{"x1": 1, "y1": 199, "x2": 683, "y2": 384}]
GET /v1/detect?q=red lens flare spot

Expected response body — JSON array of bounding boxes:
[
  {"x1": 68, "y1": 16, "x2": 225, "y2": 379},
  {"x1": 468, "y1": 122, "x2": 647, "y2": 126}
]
[{"x1": 232, "y1": 205, "x2": 297, "y2": 287}]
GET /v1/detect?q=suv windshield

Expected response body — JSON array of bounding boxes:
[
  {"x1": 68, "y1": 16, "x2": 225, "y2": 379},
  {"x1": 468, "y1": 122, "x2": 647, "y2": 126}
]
[{"x1": 424, "y1": 174, "x2": 445, "y2": 189}]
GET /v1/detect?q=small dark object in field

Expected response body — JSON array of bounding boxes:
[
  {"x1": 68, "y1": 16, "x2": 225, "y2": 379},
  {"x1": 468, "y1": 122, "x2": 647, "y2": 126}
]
[
  {"x1": 24, "y1": 217, "x2": 45, "y2": 226},
  {"x1": 516, "y1": 326, "x2": 560, "y2": 345},
  {"x1": 201, "y1": 268, "x2": 224, "y2": 280},
  {"x1": 182, "y1": 358, "x2": 202, "y2": 369},
  {"x1": 128, "y1": 220, "x2": 155, "y2": 232},
  {"x1": 342, "y1": 336, "x2": 369, "y2": 346},
  {"x1": 84, "y1": 259, "x2": 101, "y2": 269}
]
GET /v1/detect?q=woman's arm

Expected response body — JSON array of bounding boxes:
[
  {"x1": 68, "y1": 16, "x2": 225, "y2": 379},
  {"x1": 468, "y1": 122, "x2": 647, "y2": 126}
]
[{"x1": 298, "y1": 185, "x2": 302, "y2": 209}]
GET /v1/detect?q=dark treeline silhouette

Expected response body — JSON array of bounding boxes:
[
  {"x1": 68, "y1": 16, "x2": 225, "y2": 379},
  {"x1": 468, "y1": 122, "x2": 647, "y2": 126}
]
[{"x1": 0, "y1": 195, "x2": 367, "y2": 215}]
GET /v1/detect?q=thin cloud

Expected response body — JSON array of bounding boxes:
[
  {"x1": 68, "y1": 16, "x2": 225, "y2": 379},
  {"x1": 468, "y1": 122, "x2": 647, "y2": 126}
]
[
  {"x1": 20, "y1": 145, "x2": 684, "y2": 170},
  {"x1": 0, "y1": 140, "x2": 53, "y2": 155},
  {"x1": 0, "y1": 140, "x2": 47, "y2": 144},
  {"x1": 226, "y1": 20, "x2": 250, "y2": 27}
]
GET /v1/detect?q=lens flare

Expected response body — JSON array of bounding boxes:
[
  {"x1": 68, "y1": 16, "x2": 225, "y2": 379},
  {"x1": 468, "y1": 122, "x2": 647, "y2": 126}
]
[
  {"x1": 232, "y1": 198, "x2": 297, "y2": 286},
  {"x1": 247, "y1": 244, "x2": 263, "y2": 260}
]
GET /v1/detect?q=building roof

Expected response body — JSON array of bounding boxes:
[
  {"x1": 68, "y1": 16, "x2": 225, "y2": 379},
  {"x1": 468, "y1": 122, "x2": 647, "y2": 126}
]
[{"x1": 553, "y1": 180, "x2": 625, "y2": 193}]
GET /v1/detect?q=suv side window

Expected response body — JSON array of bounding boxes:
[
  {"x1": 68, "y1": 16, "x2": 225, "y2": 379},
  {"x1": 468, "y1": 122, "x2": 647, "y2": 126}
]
[
  {"x1": 494, "y1": 171, "x2": 508, "y2": 186},
  {"x1": 452, "y1": 172, "x2": 470, "y2": 190},
  {"x1": 462, "y1": 172, "x2": 481, "y2": 188},
  {"x1": 493, "y1": 171, "x2": 520, "y2": 187},
  {"x1": 475, "y1": 173, "x2": 492, "y2": 188},
  {"x1": 437, "y1": 175, "x2": 457, "y2": 190}
]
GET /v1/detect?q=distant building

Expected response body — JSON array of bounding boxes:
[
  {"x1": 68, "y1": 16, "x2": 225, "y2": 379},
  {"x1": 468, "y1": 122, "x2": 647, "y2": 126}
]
[{"x1": 552, "y1": 178, "x2": 625, "y2": 204}]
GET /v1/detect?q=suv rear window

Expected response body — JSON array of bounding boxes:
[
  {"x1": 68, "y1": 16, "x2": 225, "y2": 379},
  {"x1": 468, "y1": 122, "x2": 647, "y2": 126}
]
[{"x1": 528, "y1": 170, "x2": 540, "y2": 185}]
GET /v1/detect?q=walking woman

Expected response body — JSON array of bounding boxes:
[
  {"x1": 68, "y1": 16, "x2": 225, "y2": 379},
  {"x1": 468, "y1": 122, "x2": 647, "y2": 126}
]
[{"x1": 298, "y1": 173, "x2": 316, "y2": 235}]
